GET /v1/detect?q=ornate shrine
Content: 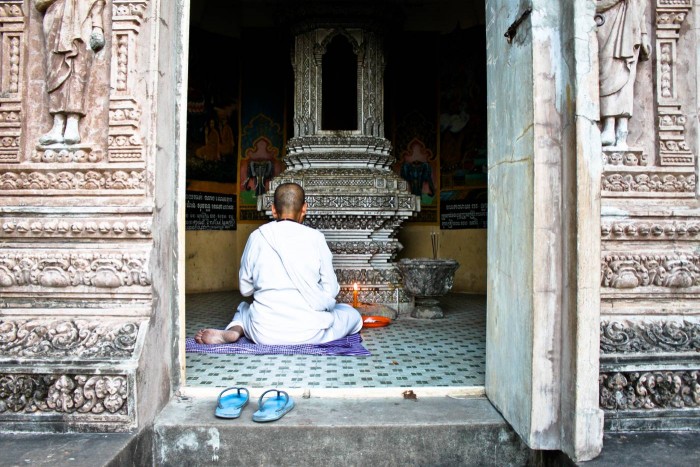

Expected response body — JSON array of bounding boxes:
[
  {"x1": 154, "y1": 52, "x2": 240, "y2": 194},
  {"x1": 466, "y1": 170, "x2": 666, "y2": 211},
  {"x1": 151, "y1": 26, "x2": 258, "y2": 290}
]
[{"x1": 259, "y1": 13, "x2": 420, "y2": 312}]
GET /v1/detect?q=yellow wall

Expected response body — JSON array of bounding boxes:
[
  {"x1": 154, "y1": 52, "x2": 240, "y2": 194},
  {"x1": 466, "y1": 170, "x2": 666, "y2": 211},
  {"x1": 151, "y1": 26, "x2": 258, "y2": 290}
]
[
  {"x1": 185, "y1": 224, "x2": 487, "y2": 294},
  {"x1": 184, "y1": 224, "x2": 255, "y2": 293}
]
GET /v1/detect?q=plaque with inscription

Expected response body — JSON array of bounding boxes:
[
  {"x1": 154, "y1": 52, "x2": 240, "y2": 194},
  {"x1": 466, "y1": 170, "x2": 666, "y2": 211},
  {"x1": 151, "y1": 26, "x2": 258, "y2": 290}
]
[
  {"x1": 440, "y1": 188, "x2": 487, "y2": 229},
  {"x1": 186, "y1": 191, "x2": 237, "y2": 231}
]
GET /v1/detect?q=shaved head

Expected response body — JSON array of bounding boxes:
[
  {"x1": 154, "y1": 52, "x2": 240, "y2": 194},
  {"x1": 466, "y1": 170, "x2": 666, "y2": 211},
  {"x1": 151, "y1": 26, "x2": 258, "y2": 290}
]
[{"x1": 273, "y1": 182, "x2": 306, "y2": 216}]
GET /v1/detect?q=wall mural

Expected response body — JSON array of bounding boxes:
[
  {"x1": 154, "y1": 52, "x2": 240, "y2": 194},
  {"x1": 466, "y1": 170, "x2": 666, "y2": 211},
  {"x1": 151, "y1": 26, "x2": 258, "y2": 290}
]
[
  {"x1": 390, "y1": 25, "x2": 487, "y2": 228},
  {"x1": 185, "y1": 26, "x2": 239, "y2": 230},
  {"x1": 237, "y1": 29, "x2": 289, "y2": 222},
  {"x1": 185, "y1": 25, "x2": 487, "y2": 229},
  {"x1": 390, "y1": 32, "x2": 439, "y2": 224},
  {"x1": 437, "y1": 25, "x2": 487, "y2": 230}
]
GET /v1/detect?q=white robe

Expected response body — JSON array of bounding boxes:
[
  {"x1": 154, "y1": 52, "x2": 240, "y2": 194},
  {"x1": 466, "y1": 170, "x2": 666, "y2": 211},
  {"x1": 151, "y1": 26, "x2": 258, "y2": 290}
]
[{"x1": 226, "y1": 220, "x2": 362, "y2": 345}]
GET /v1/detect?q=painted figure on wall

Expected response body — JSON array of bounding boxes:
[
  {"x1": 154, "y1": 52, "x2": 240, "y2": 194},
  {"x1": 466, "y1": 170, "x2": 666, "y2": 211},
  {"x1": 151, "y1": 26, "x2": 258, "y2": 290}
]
[
  {"x1": 240, "y1": 136, "x2": 281, "y2": 203},
  {"x1": 195, "y1": 118, "x2": 221, "y2": 161},
  {"x1": 596, "y1": 0, "x2": 650, "y2": 148},
  {"x1": 219, "y1": 117, "x2": 235, "y2": 159},
  {"x1": 399, "y1": 138, "x2": 436, "y2": 200},
  {"x1": 242, "y1": 160, "x2": 273, "y2": 196},
  {"x1": 35, "y1": 0, "x2": 106, "y2": 145}
]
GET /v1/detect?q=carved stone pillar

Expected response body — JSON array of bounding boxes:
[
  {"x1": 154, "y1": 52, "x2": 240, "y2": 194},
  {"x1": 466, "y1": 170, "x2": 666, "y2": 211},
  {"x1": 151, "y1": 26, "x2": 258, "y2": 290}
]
[
  {"x1": 260, "y1": 19, "x2": 419, "y2": 313},
  {"x1": 599, "y1": 0, "x2": 700, "y2": 431},
  {"x1": 0, "y1": 0, "x2": 165, "y2": 432}
]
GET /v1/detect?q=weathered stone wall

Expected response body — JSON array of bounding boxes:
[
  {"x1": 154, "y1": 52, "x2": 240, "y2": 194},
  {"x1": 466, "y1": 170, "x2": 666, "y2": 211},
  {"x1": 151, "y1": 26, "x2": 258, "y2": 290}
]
[
  {"x1": 598, "y1": 0, "x2": 700, "y2": 431},
  {"x1": 0, "y1": 0, "x2": 184, "y2": 433}
]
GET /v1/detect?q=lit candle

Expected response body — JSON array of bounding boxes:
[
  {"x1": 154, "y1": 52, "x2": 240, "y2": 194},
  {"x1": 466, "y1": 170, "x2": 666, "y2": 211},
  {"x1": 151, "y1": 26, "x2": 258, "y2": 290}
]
[{"x1": 353, "y1": 282, "x2": 359, "y2": 308}]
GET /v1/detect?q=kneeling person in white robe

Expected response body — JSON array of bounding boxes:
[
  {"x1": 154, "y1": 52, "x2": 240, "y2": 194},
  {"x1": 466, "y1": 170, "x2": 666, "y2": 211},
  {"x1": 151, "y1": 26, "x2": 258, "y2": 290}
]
[{"x1": 195, "y1": 182, "x2": 363, "y2": 345}]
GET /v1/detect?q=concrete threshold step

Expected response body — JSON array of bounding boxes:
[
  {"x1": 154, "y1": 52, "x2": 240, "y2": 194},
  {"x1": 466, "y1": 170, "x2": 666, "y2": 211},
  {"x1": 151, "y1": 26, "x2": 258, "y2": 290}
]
[
  {"x1": 153, "y1": 388, "x2": 531, "y2": 466},
  {"x1": 0, "y1": 431, "x2": 150, "y2": 467}
]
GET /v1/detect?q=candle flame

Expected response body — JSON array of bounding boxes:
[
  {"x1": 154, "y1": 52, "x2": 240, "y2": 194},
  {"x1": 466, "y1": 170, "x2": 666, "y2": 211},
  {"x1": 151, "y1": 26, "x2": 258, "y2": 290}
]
[{"x1": 353, "y1": 282, "x2": 358, "y2": 291}]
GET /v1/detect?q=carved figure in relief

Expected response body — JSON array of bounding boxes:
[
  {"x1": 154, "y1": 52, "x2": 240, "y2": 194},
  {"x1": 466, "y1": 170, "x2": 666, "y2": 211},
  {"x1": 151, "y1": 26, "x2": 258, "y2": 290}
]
[
  {"x1": 195, "y1": 183, "x2": 362, "y2": 346},
  {"x1": 35, "y1": 0, "x2": 106, "y2": 145},
  {"x1": 595, "y1": 0, "x2": 650, "y2": 148}
]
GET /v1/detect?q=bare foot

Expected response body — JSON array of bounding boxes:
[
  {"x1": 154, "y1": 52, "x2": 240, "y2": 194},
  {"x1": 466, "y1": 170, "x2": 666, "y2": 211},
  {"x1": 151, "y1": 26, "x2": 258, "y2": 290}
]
[{"x1": 194, "y1": 327, "x2": 242, "y2": 345}]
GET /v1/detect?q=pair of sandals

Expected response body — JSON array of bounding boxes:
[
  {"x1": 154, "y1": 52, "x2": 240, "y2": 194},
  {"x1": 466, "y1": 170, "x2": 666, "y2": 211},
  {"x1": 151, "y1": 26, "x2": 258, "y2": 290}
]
[{"x1": 215, "y1": 387, "x2": 295, "y2": 422}]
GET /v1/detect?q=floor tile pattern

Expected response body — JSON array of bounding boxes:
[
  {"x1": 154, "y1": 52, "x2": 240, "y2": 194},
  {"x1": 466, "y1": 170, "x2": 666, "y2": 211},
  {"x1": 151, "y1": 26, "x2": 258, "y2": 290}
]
[{"x1": 185, "y1": 291, "x2": 486, "y2": 389}]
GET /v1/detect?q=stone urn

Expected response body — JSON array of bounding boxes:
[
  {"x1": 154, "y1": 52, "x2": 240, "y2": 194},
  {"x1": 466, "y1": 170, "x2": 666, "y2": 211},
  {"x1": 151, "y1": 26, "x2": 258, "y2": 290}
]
[{"x1": 398, "y1": 258, "x2": 460, "y2": 318}]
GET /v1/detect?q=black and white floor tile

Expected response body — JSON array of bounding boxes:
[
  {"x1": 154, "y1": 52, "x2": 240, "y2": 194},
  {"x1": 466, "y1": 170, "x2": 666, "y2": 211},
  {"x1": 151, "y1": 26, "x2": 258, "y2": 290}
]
[{"x1": 185, "y1": 291, "x2": 486, "y2": 389}]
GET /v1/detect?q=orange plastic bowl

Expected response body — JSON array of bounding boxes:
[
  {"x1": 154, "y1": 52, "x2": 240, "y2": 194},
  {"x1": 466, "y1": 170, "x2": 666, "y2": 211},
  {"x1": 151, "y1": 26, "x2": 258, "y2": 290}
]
[{"x1": 362, "y1": 316, "x2": 391, "y2": 328}]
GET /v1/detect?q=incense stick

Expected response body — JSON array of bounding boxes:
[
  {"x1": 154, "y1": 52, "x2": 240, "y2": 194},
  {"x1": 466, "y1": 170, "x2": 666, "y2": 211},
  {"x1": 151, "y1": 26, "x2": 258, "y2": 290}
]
[{"x1": 431, "y1": 231, "x2": 438, "y2": 259}]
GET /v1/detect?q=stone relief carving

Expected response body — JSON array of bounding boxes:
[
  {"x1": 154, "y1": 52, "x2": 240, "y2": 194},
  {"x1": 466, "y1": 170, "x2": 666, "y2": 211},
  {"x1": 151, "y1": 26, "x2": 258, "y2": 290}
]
[
  {"x1": 601, "y1": 319, "x2": 700, "y2": 353},
  {"x1": 0, "y1": 251, "x2": 151, "y2": 289},
  {"x1": 0, "y1": 169, "x2": 145, "y2": 191},
  {"x1": 292, "y1": 31, "x2": 317, "y2": 136},
  {"x1": 288, "y1": 135, "x2": 392, "y2": 149},
  {"x1": 109, "y1": 0, "x2": 147, "y2": 162},
  {"x1": 599, "y1": 1, "x2": 696, "y2": 197},
  {"x1": 334, "y1": 267, "x2": 401, "y2": 285},
  {"x1": 601, "y1": 171, "x2": 695, "y2": 193},
  {"x1": 304, "y1": 216, "x2": 392, "y2": 231},
  {"x1": 0, "y1": 1, "x2": 24, "y2": 163},
  {"x1": 0, "y1": 320, "x2": 140, "y2": 358},
  {"x1": 327, "y1": 240, "x2": 400, "y2": 255},
  {"x1": 305, "y1": 195, "x2": 414, "y2": 210},
  {"x1": 601, "y1": 220, "x2": 700, "y2": 239},
  {"x1": 599, "y1": 371, "x2": 700, "y2": 410},
  {"x1": 596, "y1": 0, "x2": 650, "y2": 149},
  {"x1": 602, "y1": 149, "x2": 648, "y2": 166},
  {"x1": 305, "y1": 177, "x2": 376, "y2": 187},
  {"x1": 601, "y1": 253, "x2": 700, "y2": 289},
  {"x1": 0, "y1": 374, "x2": 128, "y2": 415},
  {"x1": 337, "y1": 287, "x2": 408, "y2": 305},
  {"x1": 655, "y1": 0, "x2": 693, "y2": 166},
  {"x1": 35, "y1": 0, "x2": 106, "y2": 146},
  {"x1": 1, "y1": 217, "x2": 152, "y2": 238},
  {"x1": 359, "y1": 31, "x2": 384, "y2": 137},
  {"x1": 31, "y1": 146, "x2": 101, "y2": 162}
]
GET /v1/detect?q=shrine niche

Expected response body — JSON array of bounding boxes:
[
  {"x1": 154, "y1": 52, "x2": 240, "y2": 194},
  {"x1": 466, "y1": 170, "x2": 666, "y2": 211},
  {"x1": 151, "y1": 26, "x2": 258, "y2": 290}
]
[
  {"x1": 597, "y1": 0, "x2": 700, "y2": 431},
  {"x1": 259, "y1": 10, "x2": 420, "y2": 312}
]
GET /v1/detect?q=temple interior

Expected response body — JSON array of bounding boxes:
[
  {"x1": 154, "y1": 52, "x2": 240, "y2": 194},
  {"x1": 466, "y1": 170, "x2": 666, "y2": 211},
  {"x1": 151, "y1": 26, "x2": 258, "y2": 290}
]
[{"x1": 184, "y1": 0, "x2": 488, "y2": 390}]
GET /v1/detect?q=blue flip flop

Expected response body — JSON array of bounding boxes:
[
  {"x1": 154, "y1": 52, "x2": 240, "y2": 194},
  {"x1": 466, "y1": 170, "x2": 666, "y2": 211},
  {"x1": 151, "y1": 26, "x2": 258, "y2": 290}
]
[
  {"x1": 215, "y1": 387, "x2": 249, "y2": 419},
  {"x1": 252, "y1": 389, "x2": 295, "y2": 423}
]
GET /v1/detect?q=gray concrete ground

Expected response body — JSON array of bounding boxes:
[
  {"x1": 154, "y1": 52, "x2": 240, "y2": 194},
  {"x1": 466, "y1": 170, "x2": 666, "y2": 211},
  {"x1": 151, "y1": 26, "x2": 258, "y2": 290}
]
[{"x1": 1, "y1": 400, "x2": 699, "y2": 466}]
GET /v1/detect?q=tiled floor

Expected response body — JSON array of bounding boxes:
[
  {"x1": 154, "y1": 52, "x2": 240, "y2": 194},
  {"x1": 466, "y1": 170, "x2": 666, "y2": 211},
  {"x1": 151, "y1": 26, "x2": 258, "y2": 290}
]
[{"x1": 185, "y1": 291, "x2": 486, "y2": 389}]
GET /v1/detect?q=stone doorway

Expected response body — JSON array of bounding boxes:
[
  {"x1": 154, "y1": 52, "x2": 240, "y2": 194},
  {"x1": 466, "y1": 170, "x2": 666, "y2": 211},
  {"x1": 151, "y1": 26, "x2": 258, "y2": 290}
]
[
  {"x1": 180, "y1": 0, "x2": 605, "y2": 461},
  {"x1": 183, "y1": 0, "x2": 490, "y2": 396}
]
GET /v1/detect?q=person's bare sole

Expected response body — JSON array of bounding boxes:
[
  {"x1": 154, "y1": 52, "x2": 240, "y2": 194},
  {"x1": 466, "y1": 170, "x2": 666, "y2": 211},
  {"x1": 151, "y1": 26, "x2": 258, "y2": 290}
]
[{"x1": 194, "y1": 328, "x2": 241, "y2": 345}]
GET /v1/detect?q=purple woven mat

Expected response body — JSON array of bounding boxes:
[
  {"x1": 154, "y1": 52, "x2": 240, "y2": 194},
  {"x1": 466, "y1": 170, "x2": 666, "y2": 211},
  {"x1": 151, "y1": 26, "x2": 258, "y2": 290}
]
[{"x1": 185, "y1": 332, "x2": 370, "y2": 356}]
